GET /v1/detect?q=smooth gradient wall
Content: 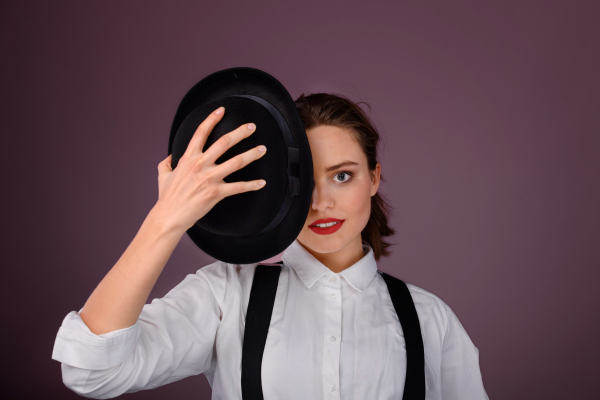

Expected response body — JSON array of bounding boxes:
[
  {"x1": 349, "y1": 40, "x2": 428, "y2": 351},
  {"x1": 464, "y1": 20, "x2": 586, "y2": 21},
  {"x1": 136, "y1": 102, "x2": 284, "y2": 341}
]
[{"x1": 2, "y1": 1, "x2": 599, "y2": 399}]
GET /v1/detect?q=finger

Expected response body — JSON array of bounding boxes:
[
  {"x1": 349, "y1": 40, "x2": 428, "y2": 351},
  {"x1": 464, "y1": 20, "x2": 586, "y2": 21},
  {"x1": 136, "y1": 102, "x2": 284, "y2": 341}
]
[
  {"x1": 213, "y1": 144, "x2": 267, "y2": 181},
  {"x1": 203, "y1": 122, "x2": 257, "y2": 166},
  {"x1": 219, "y1": 178, "x2": 267, "y2": 199},
  {"x1": 183, "y1": 106, "x2": 225, "y2": 159},
  {"x1": 158, "y1": 154, "x2": 173, "y2": 175}
]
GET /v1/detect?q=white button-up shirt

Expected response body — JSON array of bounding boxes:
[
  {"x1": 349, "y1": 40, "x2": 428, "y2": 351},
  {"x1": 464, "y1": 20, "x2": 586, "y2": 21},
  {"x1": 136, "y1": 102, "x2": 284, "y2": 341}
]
[{"x1": 52, "y1": 239, "x2": 489, "y2": 399}]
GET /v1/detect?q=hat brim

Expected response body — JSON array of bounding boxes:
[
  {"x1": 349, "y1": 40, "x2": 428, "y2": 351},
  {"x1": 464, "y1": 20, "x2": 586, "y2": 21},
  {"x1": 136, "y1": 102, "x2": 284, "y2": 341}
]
[{"x1": 168, "y1": 67, "x2": 313, "y2": 264}]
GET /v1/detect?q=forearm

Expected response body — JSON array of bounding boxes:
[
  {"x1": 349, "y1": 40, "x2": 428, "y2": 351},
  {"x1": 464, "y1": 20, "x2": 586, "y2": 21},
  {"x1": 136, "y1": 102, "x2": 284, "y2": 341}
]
[{"x1": 79, "y1": 205, "x2": 186, "y2": 335}]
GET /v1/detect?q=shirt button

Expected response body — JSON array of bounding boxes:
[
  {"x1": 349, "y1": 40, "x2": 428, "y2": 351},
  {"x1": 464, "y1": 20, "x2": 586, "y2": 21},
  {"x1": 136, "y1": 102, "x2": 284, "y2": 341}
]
[
  {"x1": 330, "y1": 384, "x2": 336, "y2": 392},
  {"x1": 329, "y1": 336, "x2": 336, "y2": 342},
  {"x1": 329, "y1": 276, "x2": 337, "y2": 282},
  {"x1": 330, "y1": 293, "x2": 337, "y2": 300}
]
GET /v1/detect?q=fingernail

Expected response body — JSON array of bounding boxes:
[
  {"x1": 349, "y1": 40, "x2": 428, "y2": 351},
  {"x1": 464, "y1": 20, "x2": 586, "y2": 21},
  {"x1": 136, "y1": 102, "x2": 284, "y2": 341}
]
[
  {"x1": 259, "y1": 180, "x2": 266, "y2": 186},
  {"x1": 215, "y1": 107, "x2": 224, "y2": 115},
  {"x1": 247, "y1": 123, "x2": 256, "y2": 130},
  {"x1": 259, "y1": 145, "x2": 266, "y2": 152}
]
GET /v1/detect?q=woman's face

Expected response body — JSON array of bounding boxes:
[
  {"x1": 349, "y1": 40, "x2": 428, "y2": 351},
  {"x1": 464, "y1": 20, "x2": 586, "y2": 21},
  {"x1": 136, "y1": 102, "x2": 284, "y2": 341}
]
[{"x1": 297, "y1": 125, "x2": 380, "y2": 270}]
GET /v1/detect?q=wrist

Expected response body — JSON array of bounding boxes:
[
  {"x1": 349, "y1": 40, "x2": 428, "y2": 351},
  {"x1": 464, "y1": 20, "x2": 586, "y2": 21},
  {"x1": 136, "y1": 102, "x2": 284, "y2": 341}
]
[{"x1": 147, "y1": 203, "x2": 188, "y2": 238}]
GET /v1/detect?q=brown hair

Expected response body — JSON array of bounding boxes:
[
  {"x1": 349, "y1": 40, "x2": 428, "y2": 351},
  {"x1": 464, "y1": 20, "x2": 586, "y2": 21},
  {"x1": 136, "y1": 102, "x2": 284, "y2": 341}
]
[{"x1": 294, "y1": 93, "x2": 396, "y2": 261}]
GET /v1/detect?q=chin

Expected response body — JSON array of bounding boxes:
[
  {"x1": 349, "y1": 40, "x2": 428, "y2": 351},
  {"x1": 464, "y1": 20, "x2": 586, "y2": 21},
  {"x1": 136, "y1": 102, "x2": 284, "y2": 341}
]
[{"x1": 298, "y1": 231, "x2": 348, "y2": 254}]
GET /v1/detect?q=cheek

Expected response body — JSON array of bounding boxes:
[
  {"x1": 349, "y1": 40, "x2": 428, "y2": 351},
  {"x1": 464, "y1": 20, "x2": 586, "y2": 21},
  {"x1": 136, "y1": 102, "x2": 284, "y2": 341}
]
[{"x1": 344, "y1": 184, "x2": 372, "y2": 225}]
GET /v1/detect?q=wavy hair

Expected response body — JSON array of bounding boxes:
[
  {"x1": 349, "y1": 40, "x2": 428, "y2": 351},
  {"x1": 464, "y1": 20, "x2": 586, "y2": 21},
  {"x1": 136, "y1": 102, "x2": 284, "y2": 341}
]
[{"x1": 294, "y1": 93, "x2": 396, "y2": 261}]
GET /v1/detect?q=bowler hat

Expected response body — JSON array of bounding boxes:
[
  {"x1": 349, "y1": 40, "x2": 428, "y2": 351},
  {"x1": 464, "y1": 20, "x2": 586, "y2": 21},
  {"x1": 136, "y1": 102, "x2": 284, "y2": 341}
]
[{"x1": 168, "y1": 67, "x2": 313, "y2": 264}]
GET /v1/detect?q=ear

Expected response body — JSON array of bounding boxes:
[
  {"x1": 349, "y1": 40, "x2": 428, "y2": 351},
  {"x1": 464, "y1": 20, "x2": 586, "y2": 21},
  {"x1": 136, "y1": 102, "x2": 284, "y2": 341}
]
[{"x1": 371, "y1": 162, "x2": 381, "y2": 196}]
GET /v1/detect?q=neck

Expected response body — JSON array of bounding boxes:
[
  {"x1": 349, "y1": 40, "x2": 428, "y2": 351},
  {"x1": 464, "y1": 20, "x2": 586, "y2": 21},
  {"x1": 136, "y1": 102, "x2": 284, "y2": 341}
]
[{"x1": 299, "y1": 235, "x2": 365, "y2": 273}]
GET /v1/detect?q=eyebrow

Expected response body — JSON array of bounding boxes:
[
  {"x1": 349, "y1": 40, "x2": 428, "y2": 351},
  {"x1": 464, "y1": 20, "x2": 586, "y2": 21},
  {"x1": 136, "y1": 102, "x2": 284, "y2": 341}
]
[{"x1": 324, "y1": 160, "x2": 359, "y2": 172}]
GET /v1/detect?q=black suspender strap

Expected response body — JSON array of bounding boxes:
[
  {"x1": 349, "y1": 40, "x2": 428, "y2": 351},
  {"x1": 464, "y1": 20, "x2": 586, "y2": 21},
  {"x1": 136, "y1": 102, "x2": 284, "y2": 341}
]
[
  {"x1": 380, "y1": 271, "x2": 426, "y2": 400},
  {"x1": 241, "y1": 262, "x2": 426, "y2": 400},
  {"x1": 241, "y1": 262, "x2": 283, "y2": 400}
]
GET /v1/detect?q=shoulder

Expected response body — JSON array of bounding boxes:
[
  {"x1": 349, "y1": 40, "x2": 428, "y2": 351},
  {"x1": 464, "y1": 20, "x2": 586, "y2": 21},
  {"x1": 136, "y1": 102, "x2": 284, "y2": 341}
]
[
  {"x1": 403, "y1": 281, "x2": 454, "y2": 337},
  {"x1": 161, "y1": 260, "x2": 229, "y2": 295},
  {"x1": 159, "y1": 260, "x2": 247, "y2": 302},
  {"x1": 404, "y1": 283, "x2": 482, "y2": 368},
  {"x1": 195, "y1": 260, "x2": 258, "y2": 282},
  {"x1": 405, "y1": 282, "x2": 452, "y2": 312},
  {"x1": 195, "y1": 259, "x2": 230, "y2": 282},
  {"x1": 403, "y1": 281, "x2": 477, "y2": 347},
  {"x1": 192, "y1": 260, "x2": 259, "y2": 299}
]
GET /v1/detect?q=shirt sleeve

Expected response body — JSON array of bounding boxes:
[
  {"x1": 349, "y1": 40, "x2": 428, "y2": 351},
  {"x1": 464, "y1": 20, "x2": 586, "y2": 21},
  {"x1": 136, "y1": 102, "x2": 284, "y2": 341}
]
[
  {"x1": 51, "y1": 269, "x2": 221, "y2": 399},
  {"x1": 440, "y1": 305, "x2": 489, "y2": 400}
]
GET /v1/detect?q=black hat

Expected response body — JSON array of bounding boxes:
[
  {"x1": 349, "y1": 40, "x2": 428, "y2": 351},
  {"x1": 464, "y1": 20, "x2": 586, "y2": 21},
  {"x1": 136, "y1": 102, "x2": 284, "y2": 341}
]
[{"x1": 168, "y1": 67, "x2": 313, "y2": 264}]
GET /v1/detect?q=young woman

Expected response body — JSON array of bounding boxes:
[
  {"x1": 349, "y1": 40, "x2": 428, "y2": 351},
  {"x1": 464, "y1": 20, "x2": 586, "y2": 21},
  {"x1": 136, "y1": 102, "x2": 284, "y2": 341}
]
[{"x1": 52, "y1": 93, "x2": 489, "y2": 399}]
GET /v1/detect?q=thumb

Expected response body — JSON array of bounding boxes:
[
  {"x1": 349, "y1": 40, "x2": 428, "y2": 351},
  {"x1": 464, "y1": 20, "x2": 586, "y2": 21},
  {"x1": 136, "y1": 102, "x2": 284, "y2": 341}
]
[{"x1": 158, "y1": 154, "x2": 173, "y2": 175}]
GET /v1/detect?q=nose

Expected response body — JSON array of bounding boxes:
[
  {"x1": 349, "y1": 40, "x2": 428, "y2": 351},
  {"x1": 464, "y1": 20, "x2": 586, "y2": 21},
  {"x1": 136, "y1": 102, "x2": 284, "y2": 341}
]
[{"x1": 311, "y1": 177, "x2": 334, "y2": 212}]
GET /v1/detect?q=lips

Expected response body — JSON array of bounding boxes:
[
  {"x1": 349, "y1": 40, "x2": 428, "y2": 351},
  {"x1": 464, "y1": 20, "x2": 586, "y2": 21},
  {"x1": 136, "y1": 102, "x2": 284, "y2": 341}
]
[{"x1": 308, "y1": 218, "x2": 345, "y2": 235}]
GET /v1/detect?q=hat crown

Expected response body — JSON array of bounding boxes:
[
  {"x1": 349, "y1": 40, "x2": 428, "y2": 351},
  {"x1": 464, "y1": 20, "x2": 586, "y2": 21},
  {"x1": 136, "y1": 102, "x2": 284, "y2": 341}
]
[
  {"x1": 172, "y1": 95, "x2": 289, "y2": 237},
  {"x1": 168, "y1": 67, "x2": 313, "y2": 264}
]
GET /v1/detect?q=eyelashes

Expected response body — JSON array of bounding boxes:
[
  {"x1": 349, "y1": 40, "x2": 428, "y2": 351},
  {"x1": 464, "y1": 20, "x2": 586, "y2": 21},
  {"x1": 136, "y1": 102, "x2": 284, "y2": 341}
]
[{"x1": 333, "y1": 171, "x2": 353, "y2": 183}]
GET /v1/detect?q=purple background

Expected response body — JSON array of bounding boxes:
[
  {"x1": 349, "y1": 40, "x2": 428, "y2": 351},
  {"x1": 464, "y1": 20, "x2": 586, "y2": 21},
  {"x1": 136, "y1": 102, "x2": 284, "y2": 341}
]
[{"x1": 2, "y1": 1, "x2": 599, "y2": 398}]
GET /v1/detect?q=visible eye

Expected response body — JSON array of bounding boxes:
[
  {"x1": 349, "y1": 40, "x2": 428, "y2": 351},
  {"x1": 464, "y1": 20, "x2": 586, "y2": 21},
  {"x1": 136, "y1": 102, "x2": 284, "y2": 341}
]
[{"x1": 333, "y1": 171, "x2": 353, "y2": 183}]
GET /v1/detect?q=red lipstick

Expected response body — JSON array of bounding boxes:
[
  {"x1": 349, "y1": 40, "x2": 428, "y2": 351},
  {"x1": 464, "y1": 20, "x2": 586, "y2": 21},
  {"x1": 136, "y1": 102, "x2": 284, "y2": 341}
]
[{"x1": 308, "y1": 218, "x2": 344, "y2": 235}]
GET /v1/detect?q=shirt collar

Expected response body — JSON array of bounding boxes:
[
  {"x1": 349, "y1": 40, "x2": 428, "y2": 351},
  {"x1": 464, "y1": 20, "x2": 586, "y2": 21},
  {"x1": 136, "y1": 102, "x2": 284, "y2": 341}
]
[{"x1": 281, "y1": 239, "x2": 378, "y2": 292}]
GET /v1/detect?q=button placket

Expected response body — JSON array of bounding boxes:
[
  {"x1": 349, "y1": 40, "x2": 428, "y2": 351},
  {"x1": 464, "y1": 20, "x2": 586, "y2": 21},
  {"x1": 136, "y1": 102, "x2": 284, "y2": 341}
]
[{"x1": 322, "y1": 275, "x2": 341, "y2": 399}]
